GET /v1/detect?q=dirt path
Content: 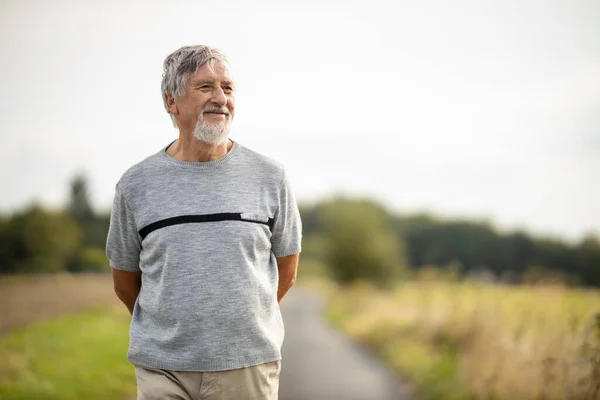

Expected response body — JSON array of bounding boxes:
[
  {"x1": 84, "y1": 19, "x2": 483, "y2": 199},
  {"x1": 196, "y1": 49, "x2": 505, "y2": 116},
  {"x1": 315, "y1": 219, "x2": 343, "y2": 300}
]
[{"x1": 279, "y1": 287, "x2": 414, "y2": 400}]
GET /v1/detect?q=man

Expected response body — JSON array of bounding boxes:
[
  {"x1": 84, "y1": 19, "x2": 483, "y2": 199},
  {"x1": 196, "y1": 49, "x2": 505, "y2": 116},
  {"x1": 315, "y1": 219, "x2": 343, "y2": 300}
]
[{"x1": 106, "y1": 45, "x2": 302, "y2": 400}]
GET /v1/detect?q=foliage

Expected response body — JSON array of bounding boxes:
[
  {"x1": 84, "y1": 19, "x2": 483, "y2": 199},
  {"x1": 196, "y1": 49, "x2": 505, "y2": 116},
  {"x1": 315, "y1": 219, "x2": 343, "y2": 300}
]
[
  {"x1": 319, "y1": 279, "x2": 600, "y2": 400},
  {"x1": 2, "y1": 177, "x2": 599, "y2": 286},
  {"x1": 66, "y1": 174, "x2": 110, "y2": 250},
  {"x1": 578, "y1": 236, "x2": 600, "y2": 288},
  {"x1": 296, "y1": 259, "x2": 330, "y2": 281},
  {"x1": 521, "y1": 264, "x2": 581, "y2": 286},
  {"x1": 0, "y1": 205, "x2": 82, "y2": 274},
  {"x1": 0, "y1": 174, "x2": 111, "y2": 275},
  {"x1": 300, "y1": 201, "x2": 600, "y2": 287},
  {"x1": 79, "y1": 215, "x2": 110, "y2": 250},
  {"x1": 67, "y1": 248, "x2": 111, "y2": 273},
  {"x1": 320, "y1": 198, "x2": 407, "y2": 286},
  {"x1": 66, "y1": 174, "x2": 95, "y2": 222}
]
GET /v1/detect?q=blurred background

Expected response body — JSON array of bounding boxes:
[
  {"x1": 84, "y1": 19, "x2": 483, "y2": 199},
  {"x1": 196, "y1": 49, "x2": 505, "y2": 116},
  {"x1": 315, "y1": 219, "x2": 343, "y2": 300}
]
[{"x1": 1, "y1": 0, "x2": 599, "y2": 399}]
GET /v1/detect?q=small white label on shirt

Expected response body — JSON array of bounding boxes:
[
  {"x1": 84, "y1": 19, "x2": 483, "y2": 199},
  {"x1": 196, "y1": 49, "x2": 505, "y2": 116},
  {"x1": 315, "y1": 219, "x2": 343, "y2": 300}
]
[{"x1": 241, "y1": 213, "x2": 269, "y2": 223}]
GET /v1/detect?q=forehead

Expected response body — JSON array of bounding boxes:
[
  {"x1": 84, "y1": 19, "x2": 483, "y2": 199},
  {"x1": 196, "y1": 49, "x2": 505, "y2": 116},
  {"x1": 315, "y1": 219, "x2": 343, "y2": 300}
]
[{"x1": 189, "y1": 60, "x2": 233, "y2": 83}]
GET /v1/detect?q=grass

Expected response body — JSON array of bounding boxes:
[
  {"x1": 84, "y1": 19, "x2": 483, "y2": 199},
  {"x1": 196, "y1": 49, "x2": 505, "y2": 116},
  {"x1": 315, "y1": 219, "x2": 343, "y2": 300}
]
[
  {"x1": 0, "y1": 305, "x2": 135, "y2": 400},
  {"x1": 4, "y1": 268, "x2": 599, "y2": 399},
  {"x1": 316, "y1": 279, "x2": 600, "y2": 400}
]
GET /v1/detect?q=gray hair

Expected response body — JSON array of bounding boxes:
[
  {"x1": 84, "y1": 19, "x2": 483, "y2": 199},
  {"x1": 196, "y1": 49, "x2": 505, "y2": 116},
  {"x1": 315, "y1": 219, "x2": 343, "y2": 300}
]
[{"x1": 161, "y1": 45, "x2": 230, "y2": 127}]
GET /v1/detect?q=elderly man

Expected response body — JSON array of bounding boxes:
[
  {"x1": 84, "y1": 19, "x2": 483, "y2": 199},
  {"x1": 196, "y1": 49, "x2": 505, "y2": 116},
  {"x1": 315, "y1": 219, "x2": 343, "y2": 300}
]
[{"x1": 106, "y1": 45, "x2": 302, "y2": 400}]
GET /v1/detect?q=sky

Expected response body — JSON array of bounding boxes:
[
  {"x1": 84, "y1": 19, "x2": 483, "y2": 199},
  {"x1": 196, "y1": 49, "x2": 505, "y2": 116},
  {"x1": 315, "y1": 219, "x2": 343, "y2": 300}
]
[{"x1": 0, "y1": 0, "x2": 598, "y2": 242}]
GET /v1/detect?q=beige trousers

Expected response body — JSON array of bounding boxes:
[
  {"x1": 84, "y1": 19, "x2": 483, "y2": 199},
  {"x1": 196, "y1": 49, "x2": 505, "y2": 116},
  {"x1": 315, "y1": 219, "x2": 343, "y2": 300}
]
[{"x1": 135, "y1": 361, "x2": 281, "y2": 400}]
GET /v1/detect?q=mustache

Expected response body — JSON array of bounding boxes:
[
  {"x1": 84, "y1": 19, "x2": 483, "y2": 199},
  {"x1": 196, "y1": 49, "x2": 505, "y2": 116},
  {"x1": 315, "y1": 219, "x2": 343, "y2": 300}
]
[{"x1": 202, "y1": 106, "x2": 230, "y2": 115}]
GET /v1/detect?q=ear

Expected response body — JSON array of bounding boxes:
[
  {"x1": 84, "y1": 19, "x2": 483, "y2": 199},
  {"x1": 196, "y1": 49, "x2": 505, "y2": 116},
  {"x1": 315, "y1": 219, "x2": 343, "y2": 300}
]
[{"x1": 165, "y1": 93, "x2": 178, "y2": 115}]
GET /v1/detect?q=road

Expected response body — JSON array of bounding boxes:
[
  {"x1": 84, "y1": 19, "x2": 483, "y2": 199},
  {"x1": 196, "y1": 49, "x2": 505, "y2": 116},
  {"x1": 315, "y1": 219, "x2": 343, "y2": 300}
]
[{"x1": 279, "y1": 287, "x2": 414, "y2": 400}]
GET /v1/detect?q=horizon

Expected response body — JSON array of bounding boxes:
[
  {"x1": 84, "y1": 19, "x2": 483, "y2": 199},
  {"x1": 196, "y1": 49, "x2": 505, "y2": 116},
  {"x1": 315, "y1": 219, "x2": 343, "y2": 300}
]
[
  {"x1": 3, "y1": 179, "x2": 595, "y2": 246},
  {"x1": 1, "y1": 0, "x2": 598, "y2": 243}
]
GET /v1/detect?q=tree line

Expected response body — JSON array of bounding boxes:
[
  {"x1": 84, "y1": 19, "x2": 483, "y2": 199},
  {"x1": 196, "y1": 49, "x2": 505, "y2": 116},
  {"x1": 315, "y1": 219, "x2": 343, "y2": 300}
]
[
  {"x1": 0, "y1": 176, "x2": 109, "y2": 274},
  {"x1": 1, "y1": 179, "x2": 598, "y2": 288},
  {"x1": 301, "y1": 198, "x2": 600, "y2": 288}
]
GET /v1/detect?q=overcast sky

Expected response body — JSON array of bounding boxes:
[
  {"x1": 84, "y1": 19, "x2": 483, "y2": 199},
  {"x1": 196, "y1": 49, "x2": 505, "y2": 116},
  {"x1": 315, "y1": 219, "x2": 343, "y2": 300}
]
[{"x1": 1, "y1": 0, "x2": 598, "y2": 241}]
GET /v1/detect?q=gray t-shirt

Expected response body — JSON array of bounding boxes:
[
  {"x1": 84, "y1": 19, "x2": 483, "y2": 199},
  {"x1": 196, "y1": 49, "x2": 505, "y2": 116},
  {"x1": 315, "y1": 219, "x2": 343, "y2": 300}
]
[{"x1": 106, "y1": 140, "x2": 302, "y2": 371}]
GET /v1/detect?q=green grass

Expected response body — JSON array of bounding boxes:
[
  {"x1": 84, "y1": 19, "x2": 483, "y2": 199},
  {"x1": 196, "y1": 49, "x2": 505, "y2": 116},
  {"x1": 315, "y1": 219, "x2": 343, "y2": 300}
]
[{"x1": 0, "y1": 306, "x2": 135, "y2": 400}]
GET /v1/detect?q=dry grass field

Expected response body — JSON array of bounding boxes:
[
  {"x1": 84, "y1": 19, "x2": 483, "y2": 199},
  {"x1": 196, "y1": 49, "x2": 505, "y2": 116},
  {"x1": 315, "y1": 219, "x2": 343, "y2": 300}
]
[
  {"x1": 317, "y1": 279, "x2": 600, "y2": 400},
  {"x1": 0, "y1": 273, "x2": 118, "y2": 334},
  {"x1": 4, "y1": 271, "x2": 600, "y2": 399}
]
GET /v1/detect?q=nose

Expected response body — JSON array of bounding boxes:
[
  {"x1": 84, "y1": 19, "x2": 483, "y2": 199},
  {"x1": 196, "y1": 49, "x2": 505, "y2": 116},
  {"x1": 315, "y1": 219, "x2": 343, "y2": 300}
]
[{"x1": 211, "y1": 86, "x2": 227, "y2": 107}]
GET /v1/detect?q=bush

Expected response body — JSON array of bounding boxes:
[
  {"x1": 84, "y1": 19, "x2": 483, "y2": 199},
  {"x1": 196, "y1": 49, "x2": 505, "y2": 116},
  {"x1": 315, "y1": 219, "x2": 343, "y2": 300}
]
[
  {"x1": 68, "y1": 248, "x2": 110, "y2": 273},
  {"x1": 322, "y1": 198, "x2": 407, "y2": 287},
  {"x1": 521, "y1": 264, "x2": 581, "y2": 286},
  {"x1": 0, "y1": 205, "x2": 82, "y2": 274}
]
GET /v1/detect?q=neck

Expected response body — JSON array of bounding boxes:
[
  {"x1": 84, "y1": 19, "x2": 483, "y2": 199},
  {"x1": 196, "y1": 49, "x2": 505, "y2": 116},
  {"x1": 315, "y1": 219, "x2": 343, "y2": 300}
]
[{"x1": 166, "y1": 134, "x2": 232, "y2": 162}]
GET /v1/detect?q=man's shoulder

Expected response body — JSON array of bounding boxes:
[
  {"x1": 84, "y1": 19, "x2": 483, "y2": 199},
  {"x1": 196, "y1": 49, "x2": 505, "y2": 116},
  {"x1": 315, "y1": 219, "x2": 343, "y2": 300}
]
[
  {"x1": 115, "y1": 150, "x2": 163, "y2": 192},
  {"x1": 236, "y1": 142, "x2": 286, "y2": 179}
]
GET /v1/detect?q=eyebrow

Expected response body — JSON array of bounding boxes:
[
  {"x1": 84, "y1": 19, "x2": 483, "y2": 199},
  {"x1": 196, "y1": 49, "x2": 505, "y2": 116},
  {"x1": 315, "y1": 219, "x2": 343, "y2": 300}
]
[{"x1": 192, "y1": 79, "x2": 235, "y2": 87}]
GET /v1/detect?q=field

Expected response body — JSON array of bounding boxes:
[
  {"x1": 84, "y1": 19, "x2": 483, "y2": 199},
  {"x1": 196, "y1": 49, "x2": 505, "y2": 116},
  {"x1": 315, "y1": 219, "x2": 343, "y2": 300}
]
[
  {"x1": 0, "y1": 274, "x2": 135, "y2": 400},
  {"x1": 315, "y1": 278, "x2": 600, "y2": 400},
  {"x1": 0, "y1": 273, "x2": 119, "y2": 334},
  {"x1": 3, "y1": 273, "x2": 600, "y2": 400}
]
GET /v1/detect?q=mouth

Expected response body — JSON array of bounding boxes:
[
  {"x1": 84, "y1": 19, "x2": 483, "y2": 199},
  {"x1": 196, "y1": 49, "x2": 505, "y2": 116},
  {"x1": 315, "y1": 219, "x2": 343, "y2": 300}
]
[{"x1": 204, "y1": 112, "x2": 229, "y2": 119}]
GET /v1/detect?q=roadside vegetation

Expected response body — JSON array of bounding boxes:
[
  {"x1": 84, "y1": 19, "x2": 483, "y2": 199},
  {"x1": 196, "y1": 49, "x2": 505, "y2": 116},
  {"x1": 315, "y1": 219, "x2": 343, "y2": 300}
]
[
  {"x1": 308, "y1": 274, "x2": 600, "y2": 400},
  {"x1": 0, "y1": 305, "x2": 134, "y2": 400},
  {"x1": 298, "y1": 196, "x2": 600, "y2": 400},
  {"x1": 2, "y1": 178, "x2": 599, "y2": 399}
]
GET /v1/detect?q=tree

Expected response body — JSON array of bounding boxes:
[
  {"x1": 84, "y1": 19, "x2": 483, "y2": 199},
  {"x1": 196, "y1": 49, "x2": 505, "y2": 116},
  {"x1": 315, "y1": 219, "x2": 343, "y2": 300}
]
[
  {"x1": 0, "y1": 215, "x2": 16, "y2": 273},
  {"x1": 299, "y1": 199, "x2": 600, "y2": 287},
  {"x1": 578, "y1": 235, "x2": 600, "y2": 287},
  {"x1": 5, "y1": 205, "x2": 82, "y2": 273},
  {"x1": 322, "y1": 198, "x2": 407, "y2": 286},
  {"x1": 65, "y1": 174, "x2": 110, "y2": 249},
  {"x1": 67, "y1": 174, "x2": 95, "y2": 222}
]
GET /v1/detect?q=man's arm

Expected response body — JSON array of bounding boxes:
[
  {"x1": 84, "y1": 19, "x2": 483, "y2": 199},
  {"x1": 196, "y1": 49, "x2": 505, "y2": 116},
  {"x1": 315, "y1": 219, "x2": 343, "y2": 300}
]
[
  {"x1": 112, "y1": 268, "x2": 142, "y2": 315},
  {"x1": 276, "y1": 253, "x2": 299, "y2": 303}
]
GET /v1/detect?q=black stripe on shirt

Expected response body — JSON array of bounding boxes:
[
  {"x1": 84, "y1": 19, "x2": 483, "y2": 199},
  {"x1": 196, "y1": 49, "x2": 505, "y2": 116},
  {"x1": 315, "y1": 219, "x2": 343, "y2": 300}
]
[{"x1": 138, "y1": 213, "x2": 275, "y2": 240}]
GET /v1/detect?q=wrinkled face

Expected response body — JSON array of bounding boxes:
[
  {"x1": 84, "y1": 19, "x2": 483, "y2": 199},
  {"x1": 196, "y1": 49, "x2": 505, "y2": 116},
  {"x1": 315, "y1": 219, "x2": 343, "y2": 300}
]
[{"x1": 169, "y1": 60, "x2": 235, "y2": 140}]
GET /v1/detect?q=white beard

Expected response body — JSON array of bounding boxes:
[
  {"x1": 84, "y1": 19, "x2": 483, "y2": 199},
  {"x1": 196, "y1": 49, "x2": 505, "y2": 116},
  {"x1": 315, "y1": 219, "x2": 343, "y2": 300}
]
[{"x1": 193, "y1": 116, "x2": 231, "y2": 145}]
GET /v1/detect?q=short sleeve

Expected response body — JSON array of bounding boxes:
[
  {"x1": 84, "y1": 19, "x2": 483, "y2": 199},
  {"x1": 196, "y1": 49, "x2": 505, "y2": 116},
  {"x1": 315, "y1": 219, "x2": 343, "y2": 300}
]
[
  {"x1": 271, "y1": 170, "x2": 303, "y2": 257},
  {"x1": 106, "y1": 184, "x2": 142, "y2": 272}
]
